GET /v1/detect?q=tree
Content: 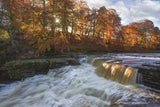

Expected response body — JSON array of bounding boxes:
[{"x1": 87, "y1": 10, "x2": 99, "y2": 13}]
[
  {"x1": 96, "y1": 7, "x2": 121, "y2": 49},
  {"x1": 57, "y1": 0, "x2": 74, "y2": 37}
]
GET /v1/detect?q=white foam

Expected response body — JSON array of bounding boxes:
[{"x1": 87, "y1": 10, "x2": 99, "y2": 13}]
[{"x1": 0, "y1": 61, "x2": 159, "y2": 107}]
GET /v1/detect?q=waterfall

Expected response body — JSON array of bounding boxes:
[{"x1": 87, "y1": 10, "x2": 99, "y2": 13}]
[
  {"x1": 94, "y1": 59, "x2": 138, "y2": 85},
  {"x1": 0, "y1": 56, "x2": 159, "y2": 107}
]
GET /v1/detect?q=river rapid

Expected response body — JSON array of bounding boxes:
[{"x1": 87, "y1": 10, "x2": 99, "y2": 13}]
[{"x1": 0, "y1": 53, "x2": 160, "y2": 107}]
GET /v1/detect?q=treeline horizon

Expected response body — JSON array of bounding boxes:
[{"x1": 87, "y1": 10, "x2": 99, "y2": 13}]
[{"x1": 0, "y1": 0, "x2": 160, "y2": 55}]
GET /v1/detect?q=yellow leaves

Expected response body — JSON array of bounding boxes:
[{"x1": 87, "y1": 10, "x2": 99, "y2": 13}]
[
  {"x1": 21, "y1": 22, "x2": 35, "y2": 32},
  {"x1": 75, "y1": 34, "x2": 81, "y2": 40},
  {"x1": 23, "y1": 29, "x2": 51, "y2": 53},
  {"x1": 21, "y1": 22, "x2": 29, "y2": 30},
  {"x1": 119, "y1": 20, "x2": 160, "y2": 50},
  {"x1": 0, "y1": 29, "x2": 10, "y2": 40},
  {"x1": 23, "y1": 28, "x2": 71, "y2": 53},
  {"x1": 34, "y1": 31, "x2": 54, "y2": 53},
  {"x1": 138, "y1": 36, "x2": 143, "y2": 44},
  {"x1": 150, "y1": 35, "x2": 160, "y2": 49},
  {"x1": 38, "y1": 38, "x2": 53, "y2": 53},
  {"x1": 53, "y1": 36, "x2": 70, "y2": 52},
  {"x1": 2, "y1": 0, "x2": 159, "y2": 53}
]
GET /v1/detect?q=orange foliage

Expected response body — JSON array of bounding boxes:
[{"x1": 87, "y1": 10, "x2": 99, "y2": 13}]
[
  {"x1": 1, "y1": 0, "x2": 160, "y2": 54},
  {"x1": 119, "y1": 20, "x2": 160, "y2": 50}
]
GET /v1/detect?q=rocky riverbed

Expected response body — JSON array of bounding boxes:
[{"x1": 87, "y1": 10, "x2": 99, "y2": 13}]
[
  {"x1": 90, "y1": 53, "x2": 160, "y2": 92},
  {"x1": 0, "y1": 54, "x2": 160, "y2": 107}
]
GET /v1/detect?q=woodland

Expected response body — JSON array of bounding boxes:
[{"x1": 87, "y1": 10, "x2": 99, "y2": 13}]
[{"x1": 0, "y1": 0, "x2": 160, "y2": 64}]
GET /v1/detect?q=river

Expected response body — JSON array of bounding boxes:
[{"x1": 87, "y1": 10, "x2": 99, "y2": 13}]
[{"x1": 0, "y1": 53, "x2": 160, "y2": 107}]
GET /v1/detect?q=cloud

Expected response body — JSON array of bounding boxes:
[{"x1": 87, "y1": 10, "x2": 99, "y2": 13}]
[
  {"x1": 85, "y1": 0, "x2": 110, "y2": 8},
  {"x1": 85, "y1": 0, "x2": 160, "y2": 28},
  {"x1": 129, "y1": 0, "x2": 160, "y2": 28}
]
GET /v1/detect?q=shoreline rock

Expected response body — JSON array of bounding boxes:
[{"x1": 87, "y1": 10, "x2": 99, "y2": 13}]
[{"x1": 0, "y1": 58, "x2": 80, "y2": 82}]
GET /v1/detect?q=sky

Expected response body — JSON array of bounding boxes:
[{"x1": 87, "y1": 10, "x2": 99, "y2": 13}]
[{"x1": 85, "y1": 0, "x2": 160, "y2": 28}]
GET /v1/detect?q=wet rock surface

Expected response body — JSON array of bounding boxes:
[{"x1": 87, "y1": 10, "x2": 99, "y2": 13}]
[
  {"x1": 0, "y1": 54, "x2": 160, "y2": 107},
  {"x1": 48, "y1": 58, "x2": 80, "y2": 69},
  {"x1": 0, "y1": 58, "x2": 80, "y2": 82},
  {"x1": 110, "y1": 104, "x2": 160, "y2": 107},
  {"x1": 138, "y1": 68, "x2": 160, "y2": 90},
  {"x1": 94, "y1": 53, "x2": 160, "y2": 91}
]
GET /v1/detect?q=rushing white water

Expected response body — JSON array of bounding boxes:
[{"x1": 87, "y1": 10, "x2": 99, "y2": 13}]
[{"x1": 0, "y1": 57, "x2": 160, "y2": 107}]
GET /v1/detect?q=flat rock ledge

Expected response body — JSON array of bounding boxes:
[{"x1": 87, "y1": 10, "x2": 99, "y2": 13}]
[{"x1": 0, "y1": 58, "x2": 80, "y2": 81}]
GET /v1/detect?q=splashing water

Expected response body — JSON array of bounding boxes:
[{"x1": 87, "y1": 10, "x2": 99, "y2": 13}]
[{"x1": 0, "y1": 57, "x2": 160, "y2": 107}]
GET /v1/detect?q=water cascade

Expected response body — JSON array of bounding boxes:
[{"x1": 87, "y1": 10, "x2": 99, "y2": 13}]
[
  {"x1": 0, "y1": 56, "x2": 160, "y2": 107},
  {"x1": 94, "y1": 59, "x2": 138, "y2": 85}
]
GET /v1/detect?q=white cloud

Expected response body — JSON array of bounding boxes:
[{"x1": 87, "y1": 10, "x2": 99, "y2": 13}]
[
  {"x1": 129, "y1": 0, "x2": 160, "y2": 28},
  {"x1": 86, "y1": 0, "x2": 110, "y2": 8},
  {"x1": 85, "y1": 0, "x2": 160, "y2": 28}
]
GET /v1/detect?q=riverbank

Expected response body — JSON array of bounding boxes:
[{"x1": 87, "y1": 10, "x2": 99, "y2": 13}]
[
  {"x1": 0, "y1": 57, "x2": 80, "y2": 84},
  {"x1": 1, "y1": 52, "x2": 160, "y2": 90}
]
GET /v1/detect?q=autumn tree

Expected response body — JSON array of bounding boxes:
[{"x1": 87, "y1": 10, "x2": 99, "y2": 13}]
[
  {"x1": 74, "y1": 0, "x2": 90, "y2": 37},
  {"x1": 119, "y1": 24, "x2": 139, "y2": 50},
  {"x1": 69, "y1": 0, "x2": 89, "y2": 39},
  {"x1": 119, "y1": 20, "x2": 160, "y2": 50},
  {"x1": 1, "y1": 0, "x2": 160, "y2": 54},
  {"x1": 1, "y1": 0, "x2": 28, "y2": 52},
  {"x1": 95, "y1": 7, "x2": 121, "y2": 49}
]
